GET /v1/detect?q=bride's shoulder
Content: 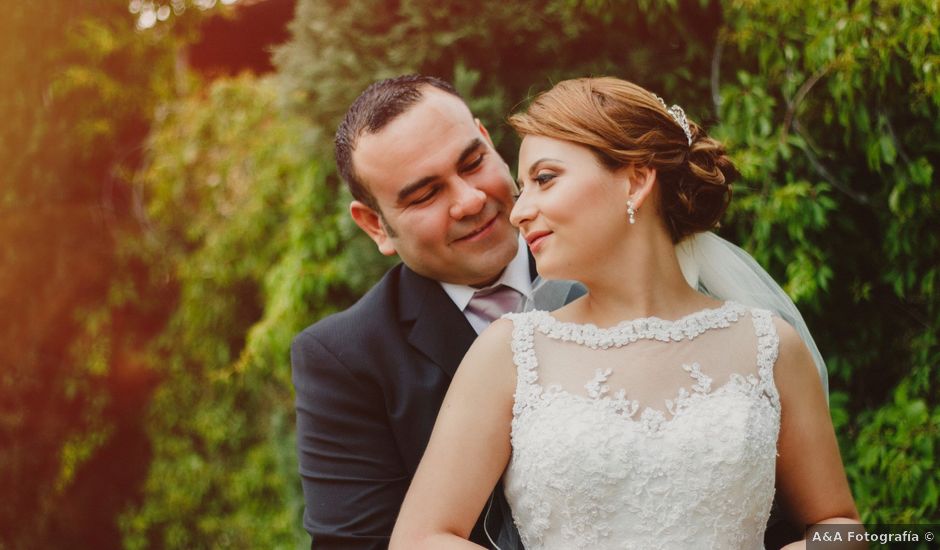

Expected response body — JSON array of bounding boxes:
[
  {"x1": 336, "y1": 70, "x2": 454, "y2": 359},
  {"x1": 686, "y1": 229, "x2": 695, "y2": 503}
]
[
  {"x1": 456, "y1": 319, "x2": 519, "y2": 392},
  {"x1": 768, "y1": 315, "x2": 825, "y2": 399},
  {"x1": 481, "y1": 316, "x2": 517, "y2": 339},
  {"x1": 768, "y1": 315, "x2": 807, "y2": 357},
  {"x1": 469, "y1": 310, "x2": 553, "y2": 364},
  {"x1": 466, "y1": 317, "x2": 519, "y2": 359},
  {"x1": 498, "y1": 309, "x2": 552, "y2": 329}
]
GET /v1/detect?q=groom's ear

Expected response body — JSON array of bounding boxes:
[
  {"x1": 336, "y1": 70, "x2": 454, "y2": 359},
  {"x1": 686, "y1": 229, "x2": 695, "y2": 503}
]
[
  {"x1": 476, "y1": 118, "x2": 496, "y2": 149},
  {"x1": 622, "y1": 165, "x2": 657, "y2": 210},
  {"x1": 350, "y1": 201, "x2": 397, "y2": 256}
]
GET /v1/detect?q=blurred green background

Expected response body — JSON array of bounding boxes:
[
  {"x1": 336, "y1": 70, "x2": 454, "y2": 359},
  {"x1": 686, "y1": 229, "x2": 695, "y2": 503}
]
[{"x1": 1, "y1": 0, "x2": 938, "y2": 547}]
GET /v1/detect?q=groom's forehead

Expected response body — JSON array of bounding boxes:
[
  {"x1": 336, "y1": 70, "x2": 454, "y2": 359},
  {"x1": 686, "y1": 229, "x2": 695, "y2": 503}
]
[
  {"x1": 355, "y1": 100, "x2": 479, "y2": 186},
  {"x1": 373, "y1": 90, "x2": 473, "y2": 139}
]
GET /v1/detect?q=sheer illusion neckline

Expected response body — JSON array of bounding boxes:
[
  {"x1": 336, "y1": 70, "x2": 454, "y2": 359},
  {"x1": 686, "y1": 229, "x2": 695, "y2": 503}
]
[{"x1": 532, "y1": 301, "x2": 747, "y2": 349}]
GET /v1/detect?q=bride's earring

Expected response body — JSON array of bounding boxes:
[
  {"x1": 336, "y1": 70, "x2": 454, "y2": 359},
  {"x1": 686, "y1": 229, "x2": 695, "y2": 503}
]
[{"x1": 627, "y1": 200, "x2": 637, "y2": 225}]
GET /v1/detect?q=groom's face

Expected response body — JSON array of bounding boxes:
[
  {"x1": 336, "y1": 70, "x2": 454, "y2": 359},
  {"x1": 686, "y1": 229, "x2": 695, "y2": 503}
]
[{"x1": 350, "y1": 88, "x2": 520, "y2": 286}]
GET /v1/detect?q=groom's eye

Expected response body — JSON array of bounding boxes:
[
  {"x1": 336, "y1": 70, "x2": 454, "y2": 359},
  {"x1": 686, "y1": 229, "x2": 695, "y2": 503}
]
[
  {"x1": 410, "y1": 185, "x2": 440, "y2": 205},
  {"x1": 461, "y1": 153, "x2": 485, "y2": 172}
]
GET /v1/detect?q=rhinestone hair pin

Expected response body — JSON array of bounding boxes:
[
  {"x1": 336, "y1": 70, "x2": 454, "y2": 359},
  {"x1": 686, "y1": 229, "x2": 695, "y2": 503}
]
[{"x1": 654, "y1": 94, "x2": 692, "y2": 146}]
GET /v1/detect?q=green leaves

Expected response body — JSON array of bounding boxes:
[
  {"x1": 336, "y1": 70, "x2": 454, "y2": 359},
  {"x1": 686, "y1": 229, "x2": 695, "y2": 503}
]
[
  {"x1": 721, "y1": 0, "x2": 940, "y2": 523},
  {"x1": 848, "y1": 380, "x2": 940, "y2": 522},
  {"x1": 119, "y1": 74, "x2": 392, "y2": 548},
  {"x1": 0, "y1": 2, "x2": 179, "y2": 546}
]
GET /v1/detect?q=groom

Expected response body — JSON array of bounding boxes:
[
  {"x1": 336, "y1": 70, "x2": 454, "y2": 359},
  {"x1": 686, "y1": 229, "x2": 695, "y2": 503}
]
[{"x1": 290, "y1": 75, "x2": 540, "y2": 548}]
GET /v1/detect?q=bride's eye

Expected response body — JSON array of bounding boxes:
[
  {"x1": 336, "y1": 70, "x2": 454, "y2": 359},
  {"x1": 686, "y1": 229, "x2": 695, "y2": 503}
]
[{"x1": 535, "y1": 171, "x2": 556, "y2": 185}]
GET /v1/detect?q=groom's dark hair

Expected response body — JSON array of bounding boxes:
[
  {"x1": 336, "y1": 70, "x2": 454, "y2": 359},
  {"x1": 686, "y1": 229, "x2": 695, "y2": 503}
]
[{"x1": 335, "y1": 74, "x2": 463, "y2": 213}]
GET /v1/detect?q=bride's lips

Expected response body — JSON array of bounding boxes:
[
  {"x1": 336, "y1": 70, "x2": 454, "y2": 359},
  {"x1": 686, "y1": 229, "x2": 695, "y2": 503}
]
[
  {"x1": 454, "y1": 215, "x2": 499, "y2": 243},
  {"x1": 525, "y1": 230, "x2": 552, "y2": 252}
]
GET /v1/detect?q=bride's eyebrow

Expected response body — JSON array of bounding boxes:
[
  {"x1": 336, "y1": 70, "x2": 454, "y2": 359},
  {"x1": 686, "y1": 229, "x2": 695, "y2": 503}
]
[
  {"x1": 528, "y1": 158, "x2": 563, "y2": 177},
  {"x1": 517, "y1": 158, "x2": 563, "y2": 190}
]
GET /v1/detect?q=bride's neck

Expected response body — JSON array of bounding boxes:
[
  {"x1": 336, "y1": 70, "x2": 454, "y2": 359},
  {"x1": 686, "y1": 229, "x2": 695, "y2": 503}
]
[{"x1": 576, "y1": 230, "x2": 718, "y2": 325}]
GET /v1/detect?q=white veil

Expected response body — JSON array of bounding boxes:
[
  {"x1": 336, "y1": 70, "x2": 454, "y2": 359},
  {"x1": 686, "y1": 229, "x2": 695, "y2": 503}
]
[{"x1": 675, "y1": 231, "x2": 829, "y2": 399}]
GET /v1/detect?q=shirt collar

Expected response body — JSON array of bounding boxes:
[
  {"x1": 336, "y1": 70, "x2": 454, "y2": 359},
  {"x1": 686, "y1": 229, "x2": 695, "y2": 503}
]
[{"x1": 440, "y1": 234, "x2": 533, "y2": 312}]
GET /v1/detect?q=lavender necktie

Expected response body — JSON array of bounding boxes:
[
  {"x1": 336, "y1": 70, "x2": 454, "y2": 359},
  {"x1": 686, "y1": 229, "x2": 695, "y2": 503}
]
[{"x1": 466, "y1": 285, "x2": 524, "y2": 325}]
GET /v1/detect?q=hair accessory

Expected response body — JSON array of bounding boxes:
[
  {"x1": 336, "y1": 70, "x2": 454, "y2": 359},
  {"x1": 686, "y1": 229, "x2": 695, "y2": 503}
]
[
  {"x1": 654, "y1": 94, "x2": 693, "y2": 146},
  {"x1": 627, "y1": 200, "x2": 637, "y2": 225}
]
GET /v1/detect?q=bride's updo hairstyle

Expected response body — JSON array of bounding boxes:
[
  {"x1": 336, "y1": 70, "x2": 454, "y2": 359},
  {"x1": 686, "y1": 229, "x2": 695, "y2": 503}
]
[{"x1": 509, "y1": 77, "x2": 737, "y2": 243}]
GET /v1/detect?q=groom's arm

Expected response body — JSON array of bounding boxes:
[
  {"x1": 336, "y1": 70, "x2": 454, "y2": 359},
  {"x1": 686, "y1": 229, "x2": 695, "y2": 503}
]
[{"x1": 291, "y1": 330, "x2": 409, "y2": 549}]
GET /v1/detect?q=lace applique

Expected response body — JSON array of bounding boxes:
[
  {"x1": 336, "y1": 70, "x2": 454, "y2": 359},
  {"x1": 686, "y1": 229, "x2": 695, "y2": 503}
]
[
  {"x1": 503, "y1": 305, "x2": 783, "y2": 550},
  {"x1": 685, "y1": 362, "x2": 712, "y2": 393},
  {"x1": 609, "y1": 389, "x2": 640, "y2": 417},
  {"x1": 664, "y1": 362, "x2": 712, "y2": 417},
  {"x1": 585, "y1": 368, "x2": 613, "y2": 398},
  {"x1": 534, "y1": 301, "x2": 747, "y2": 349},
  {"x1": 507, "y1": 312, "x2": 542, "y2": 417},
  {"x1": 582, "y1": 369, "x2": 639, "y2": 417},
  {"x1": 752, "y1": 308, "x2": 781, "y2": 409}
]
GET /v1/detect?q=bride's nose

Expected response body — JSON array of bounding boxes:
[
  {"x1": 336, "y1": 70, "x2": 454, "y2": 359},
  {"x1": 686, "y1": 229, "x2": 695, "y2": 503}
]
[{"x1": 509, "y1": 188, "x2": 536, "y2": 228}]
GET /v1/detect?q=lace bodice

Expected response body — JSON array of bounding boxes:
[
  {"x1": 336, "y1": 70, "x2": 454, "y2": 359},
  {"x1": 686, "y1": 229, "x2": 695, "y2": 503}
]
[{"x1": 502, "y1": 302, "x2": 781, "y2": 550}]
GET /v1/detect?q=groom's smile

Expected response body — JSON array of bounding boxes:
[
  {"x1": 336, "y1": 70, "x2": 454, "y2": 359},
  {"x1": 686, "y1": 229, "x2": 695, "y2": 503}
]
[{"x1": 452, "y1": 208, "x2": 502, "y2": 244}]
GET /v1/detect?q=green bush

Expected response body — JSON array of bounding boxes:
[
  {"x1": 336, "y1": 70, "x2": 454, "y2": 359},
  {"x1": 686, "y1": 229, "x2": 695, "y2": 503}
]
[
  {"x1": 0, "y1": 1, "x2": 178, "y2": 545},
  {"x1": 717, "y1": 0, "x2": 940, "y2": 522},
  {"x1": 117, "y1": 76, "x2": 382, "y2": 549}
]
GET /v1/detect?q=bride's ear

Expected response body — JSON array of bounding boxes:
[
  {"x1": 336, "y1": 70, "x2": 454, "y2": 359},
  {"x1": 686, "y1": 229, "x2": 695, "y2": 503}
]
[{"x1": 623, "y1": 165, "x2": 657, "y2": 210}]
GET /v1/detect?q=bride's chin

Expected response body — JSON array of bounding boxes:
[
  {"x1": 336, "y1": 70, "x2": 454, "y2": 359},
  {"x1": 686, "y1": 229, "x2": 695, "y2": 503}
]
[{"x1": 533, "y1": 260, "x2": 574, "y2": 282}]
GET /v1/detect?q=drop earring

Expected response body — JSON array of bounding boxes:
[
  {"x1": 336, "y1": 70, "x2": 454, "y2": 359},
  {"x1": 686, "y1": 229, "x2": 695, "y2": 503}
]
[{"x1": 627, "y1": 200, "x2": 637, "y2": 225}]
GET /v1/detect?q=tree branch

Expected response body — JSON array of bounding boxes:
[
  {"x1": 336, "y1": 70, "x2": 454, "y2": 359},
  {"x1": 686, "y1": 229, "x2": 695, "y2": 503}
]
[
  {"x1": 710, "y1": 34, "x2": 724, "y2": 120},
  {"x1": 780, "y1": 64, "x2": 832, "y2": 144},
  {"x1": 792, "y1": 117, "x2": 870, "y2": 205}
]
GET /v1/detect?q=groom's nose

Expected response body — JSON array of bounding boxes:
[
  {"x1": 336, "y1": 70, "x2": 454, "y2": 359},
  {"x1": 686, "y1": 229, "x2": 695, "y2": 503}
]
[{"x1": 449, "y1": 178, "x2": 487, "y2": 219}]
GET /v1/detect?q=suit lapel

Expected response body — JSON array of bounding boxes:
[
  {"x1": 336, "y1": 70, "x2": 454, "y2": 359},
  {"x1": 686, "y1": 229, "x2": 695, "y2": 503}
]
[
  {"x1": 399, "y1": 265, "x2": 477, "y2": 379},
  {"x1": 398, "y1": 250, "x2": 539, "y2": 379}
]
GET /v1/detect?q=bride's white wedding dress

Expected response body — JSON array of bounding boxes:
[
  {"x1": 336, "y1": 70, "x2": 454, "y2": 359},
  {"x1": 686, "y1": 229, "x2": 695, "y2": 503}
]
[{"x1": 502, "y1": 302, "x2": 781, "y2": 550}]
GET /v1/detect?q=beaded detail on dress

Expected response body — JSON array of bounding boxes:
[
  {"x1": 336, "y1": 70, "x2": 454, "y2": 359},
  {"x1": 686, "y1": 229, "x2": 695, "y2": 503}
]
[{"x1": 503, "y1": 302, "x2": 781, "y2": 550}]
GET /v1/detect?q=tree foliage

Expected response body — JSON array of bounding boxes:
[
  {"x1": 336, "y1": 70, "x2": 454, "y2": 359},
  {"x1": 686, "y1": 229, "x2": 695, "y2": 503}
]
[
  {"x1": 117, "y1": 75, "x2": 379, "y2": 548},
  {"x1": 273, "y1": 0, "x2": 723, "y2": 162},
  {"x1": 717, "y1": 0, "x2": 940, "y2": 522},
  {"x1": 0, "y1": 2, "x2": 177, "y2": 546}
]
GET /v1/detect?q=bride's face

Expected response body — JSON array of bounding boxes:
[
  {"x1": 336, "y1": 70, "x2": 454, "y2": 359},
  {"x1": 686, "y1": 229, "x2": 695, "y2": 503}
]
[{"x1": 511, "y1": 135, "x2": 631, "y2": 280}]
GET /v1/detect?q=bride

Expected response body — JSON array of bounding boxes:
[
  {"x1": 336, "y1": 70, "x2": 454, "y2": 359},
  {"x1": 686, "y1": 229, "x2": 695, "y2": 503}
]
[{"x1": 390, "y1": 77, "x2": 859, "y2": 549}]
